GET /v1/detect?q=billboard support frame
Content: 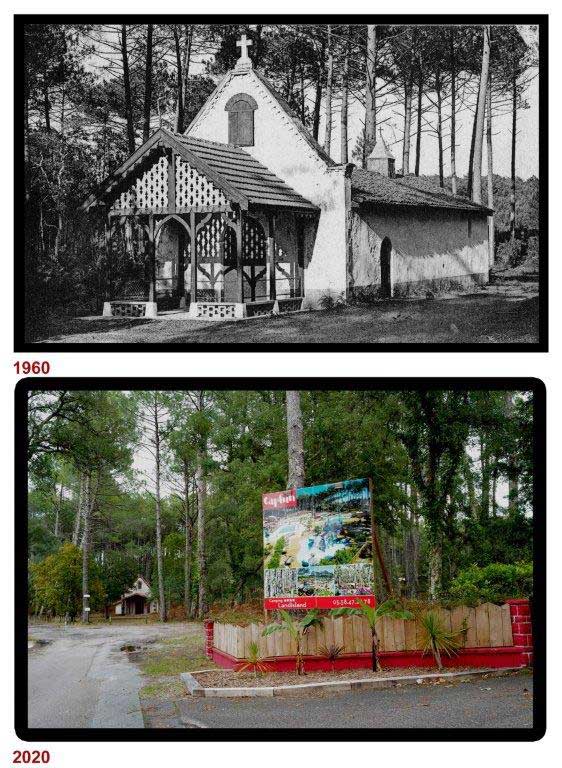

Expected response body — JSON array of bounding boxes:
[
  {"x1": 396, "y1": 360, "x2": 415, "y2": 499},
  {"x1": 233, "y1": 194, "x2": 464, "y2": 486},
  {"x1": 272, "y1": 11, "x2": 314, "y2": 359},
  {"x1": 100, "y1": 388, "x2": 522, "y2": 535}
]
[{"x1": 368, "y1": 477, "x2": 393, "y2": 597}]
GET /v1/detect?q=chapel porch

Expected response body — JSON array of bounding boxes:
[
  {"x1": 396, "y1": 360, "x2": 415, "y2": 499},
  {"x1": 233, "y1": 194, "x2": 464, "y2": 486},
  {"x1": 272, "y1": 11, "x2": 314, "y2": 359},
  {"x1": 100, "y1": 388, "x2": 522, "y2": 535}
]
[{"x1": 82, "y1": 129, "x2": 319, "y2": 320}]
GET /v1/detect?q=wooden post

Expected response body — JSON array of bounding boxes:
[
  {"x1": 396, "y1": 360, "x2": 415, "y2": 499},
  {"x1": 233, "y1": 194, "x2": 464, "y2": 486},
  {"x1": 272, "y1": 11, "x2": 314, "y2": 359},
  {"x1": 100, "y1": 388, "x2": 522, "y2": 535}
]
[
  {"x1": 168, "y1": 149, "x2": 176, "y2": 213},
  {"x1": 369, "y1": 478, "x2": 393, "y2": 597},
  {"x1": 190, "y1": 210, "x2": 197, "y2": 303},
  {"x1": 177, "y1": 224, "x2": 185, "y2": 302},
  {"x1": 236, "y1": 208, "x2": 244, "y2": 304},
  {"x1": 104, "y1": 216, "x2": 112, "y2": 301},
  {"x1": 268, "y1": 213, "x2": 276, "y2": 301},
  {"x1": 147, "y1": 214, "x2": 156, "y2": 303},
  {"x1": 296, "y1": 216, "x2": 305, "y2": 297}
]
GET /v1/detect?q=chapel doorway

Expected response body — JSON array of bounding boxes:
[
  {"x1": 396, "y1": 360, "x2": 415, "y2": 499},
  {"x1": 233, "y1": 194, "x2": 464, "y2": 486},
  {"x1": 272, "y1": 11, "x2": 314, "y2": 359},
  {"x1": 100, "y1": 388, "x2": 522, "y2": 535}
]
[
  {"x1": 380, "y1": 236, "x2": 392, "y2": 298},
  {"x1": 155, "y1": 217, "x2": 190, "y2": 310}
]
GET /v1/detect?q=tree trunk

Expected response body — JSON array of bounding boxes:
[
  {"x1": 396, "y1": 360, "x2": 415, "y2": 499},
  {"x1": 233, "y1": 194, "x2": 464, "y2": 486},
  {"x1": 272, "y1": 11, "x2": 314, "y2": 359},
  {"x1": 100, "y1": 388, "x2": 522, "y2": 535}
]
[
  {"x1": 402, "y1": 75, "x2": 412, "y2": 175},
  {"x1": 364, "y1": 24, "x2": 377, "y2": 167},
  {"x1": 340, "y1": 27, "x2": 350, "y2": 163},
  {"x1": 181, "y1": 25, "x2": 193, "y2": 124},
  {"x1": 467, "y1": 112, "x2": 477, "y2": 199},
  {"x1": 504, "y1": 392, "x2": 519, "y2": 513},
  {"x1": 436, "y1": 70, "x2": 444, "y2": 187},
  {"x1": 183, "y1": 460, "x2": 192, "y2": 619},
  {"x1": 196, "y1": 393, "x2": 208, "y2": 618},
  {"x1": 371, "y1": 630, "x2": 381, "y2": 672},
  {"x1": 286, "y1": 391, "x2": 305, "y2": 489},
  {"x1": 54, "y1": 481, "x2": 63, "y2": 538},
  {"x1": 470, "y1": 25, "x2": 491, "y2": 204},
  {"x1": 121, "y1": 25, "x2": 135, "y2": 154},
  {"x1": 299, "y1": 65, "x2": 306, "y2": 124},
  {"x1": 173, "y1": 26, "x2": 184, "y2": 134},
  {"x1": 72, "y1": 473, "x2": 83, "y2": 546},
  {"x1": 415, "y1": 63, "x2": 423, "y2": 176},
  {"x1": 487, "y1": 73, "x2": 495, "y2": 266},
  {"x1": 324, "y1": 25, "x2": 333, "y2": 156},
  {"x1": 427, "y1": 528, "x2": 442, "y2": 600},
  {"x1": 450, "y1": 29, "x2": 457, "y2": 195},
  {"x1": 43, "y1": 85, "x2": 51, "y2": 133},
  {"x1": 143, "y1": 24, "x2": 154, "y2": 144},
  {"x1": 464, "y1": 453, "x2": 477, "y2": 519},
  {"x1": 81, "y1": 472, "x2": 91, "y2": 623},
  {"x1": 480, "y1": 434, "x2": 491, "y2": 521},
  {"x1": 510, "y1": 71, "x2": 517, "y2": 241},
  {"x1": 153, "y1": 397, "x2": 167, "y2": 622},
  {"x1": 312, "y1": 49, "x2": 323, "y2": 141}
]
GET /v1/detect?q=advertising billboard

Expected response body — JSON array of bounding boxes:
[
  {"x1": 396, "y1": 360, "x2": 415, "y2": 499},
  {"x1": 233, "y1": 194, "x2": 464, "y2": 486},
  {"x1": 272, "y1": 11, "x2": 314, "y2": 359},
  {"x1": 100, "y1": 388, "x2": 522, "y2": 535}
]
[{"x1": 263, "y1": 478, "x2": 375, "y2": 609}]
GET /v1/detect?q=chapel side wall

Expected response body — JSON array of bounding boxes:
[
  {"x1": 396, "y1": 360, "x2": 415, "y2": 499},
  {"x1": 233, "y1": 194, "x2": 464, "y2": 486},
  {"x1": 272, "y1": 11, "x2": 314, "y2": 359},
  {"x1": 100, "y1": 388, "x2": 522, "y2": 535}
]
[
  {"x1": 350, "y1": 208, "x2": 489, "y2": 297},
  {"x1": 187, "y1": 70, "x2": 348, "y2": 302}
]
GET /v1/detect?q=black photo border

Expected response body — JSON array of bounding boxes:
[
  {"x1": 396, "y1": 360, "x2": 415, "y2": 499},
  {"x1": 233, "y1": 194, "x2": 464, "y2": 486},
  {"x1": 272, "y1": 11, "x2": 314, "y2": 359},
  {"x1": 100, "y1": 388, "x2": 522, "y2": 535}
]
[
  {"x1": 14, "y1": 14, "x2": 548, "y2": 352},
  {"x1": 15, "y1": 377, "x2": 546, "y2": 741}
]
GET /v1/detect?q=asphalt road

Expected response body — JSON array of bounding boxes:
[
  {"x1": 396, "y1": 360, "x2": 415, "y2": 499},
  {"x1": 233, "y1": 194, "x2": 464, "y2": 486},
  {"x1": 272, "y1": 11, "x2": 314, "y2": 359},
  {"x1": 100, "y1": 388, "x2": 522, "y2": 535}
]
[
  {"x1": 27, "y1": 622, "x2": 190, "y2": 729},
  {"x1": 176, "y1": 673, "x2": 533, "y2": 730}
]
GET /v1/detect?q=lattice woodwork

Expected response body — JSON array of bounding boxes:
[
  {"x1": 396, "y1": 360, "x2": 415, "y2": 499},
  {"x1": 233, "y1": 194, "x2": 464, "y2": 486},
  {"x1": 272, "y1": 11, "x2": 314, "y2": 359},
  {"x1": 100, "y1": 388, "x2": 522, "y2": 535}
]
[
  {"x1": 113, "y1": 153, "x2": 168, "y2": 212},
  {"x1": 110, "y1": 302, "x2": 147, "y2": 317},
  {"x1": 242, "y1": 217, "x2": 267, "y2": 264},
  {"x1": 197, "y1": 216, "x2": 230, "y2": 263},
  {"x1": 277, "y1": 297, "x2": 304, "y2": 313},
  {"x1": 246, "y1": 301, "x2": 275, "y2": 318},
  {"x1": 196, "y1": 302, "x2": 237, "y2": 320},
  {"x1": 176, "y1": 157, "x2": 228, "y2": 209}
]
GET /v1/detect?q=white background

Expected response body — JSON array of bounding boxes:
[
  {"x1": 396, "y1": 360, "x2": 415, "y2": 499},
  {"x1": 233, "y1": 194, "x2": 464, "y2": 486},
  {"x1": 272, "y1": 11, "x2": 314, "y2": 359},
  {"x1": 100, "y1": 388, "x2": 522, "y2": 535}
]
[{"x1": 2, "y1": 0, "x2": 558, "y2": 763}]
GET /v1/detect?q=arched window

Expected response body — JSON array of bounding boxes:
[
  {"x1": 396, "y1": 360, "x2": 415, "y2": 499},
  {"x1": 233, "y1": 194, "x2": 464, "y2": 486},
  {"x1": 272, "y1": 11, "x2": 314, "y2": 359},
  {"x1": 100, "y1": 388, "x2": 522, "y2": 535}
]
[{"x1": 225, "y1": 93, "x2": 258, "y2": 146}]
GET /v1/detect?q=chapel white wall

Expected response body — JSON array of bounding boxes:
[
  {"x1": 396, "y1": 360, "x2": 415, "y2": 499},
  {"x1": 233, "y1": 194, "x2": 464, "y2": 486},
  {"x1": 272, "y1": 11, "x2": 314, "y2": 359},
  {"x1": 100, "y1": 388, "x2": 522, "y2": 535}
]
[
  {"x1": 350, "y1": 208, "x2": 489, "y2": 295},
  {"x1": 187, "y1": 70, "x2": 347, "y2": 304}
]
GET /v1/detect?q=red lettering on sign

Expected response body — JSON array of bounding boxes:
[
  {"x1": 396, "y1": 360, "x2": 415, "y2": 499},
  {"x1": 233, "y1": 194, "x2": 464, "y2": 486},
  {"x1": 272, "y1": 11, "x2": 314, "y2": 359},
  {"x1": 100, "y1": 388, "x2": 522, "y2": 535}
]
[
  {"x1": 264, "y1": 595, "x2": 375, "y2": 611},
  {"x1": 262, "y1": 488, "x2": 297, "y2": 510}
]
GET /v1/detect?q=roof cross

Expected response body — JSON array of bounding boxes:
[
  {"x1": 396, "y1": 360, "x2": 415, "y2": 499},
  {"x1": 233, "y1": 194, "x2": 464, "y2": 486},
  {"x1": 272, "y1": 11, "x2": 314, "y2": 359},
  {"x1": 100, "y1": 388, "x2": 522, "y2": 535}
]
[{"x1": 236, "y1": 33, "x2": 252, "y2": 61}]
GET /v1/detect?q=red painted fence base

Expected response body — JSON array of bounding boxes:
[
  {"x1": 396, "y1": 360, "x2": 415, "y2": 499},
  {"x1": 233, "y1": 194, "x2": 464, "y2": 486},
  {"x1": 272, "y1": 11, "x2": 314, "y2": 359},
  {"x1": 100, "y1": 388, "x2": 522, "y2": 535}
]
[
  {"x1": 207, "y1": 598, "x2": 534, "y2": 673},
  {"x1": 211, "y1": 645, "x2": 531, "y2": 672}
]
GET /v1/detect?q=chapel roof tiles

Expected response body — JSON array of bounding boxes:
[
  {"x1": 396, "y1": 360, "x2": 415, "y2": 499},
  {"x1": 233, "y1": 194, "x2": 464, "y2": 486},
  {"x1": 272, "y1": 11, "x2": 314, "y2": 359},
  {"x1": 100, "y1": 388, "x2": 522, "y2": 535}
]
[
  {"x1": 169, "y1": 132, "x2": 319, "y2": 210},
  {"x1": 351, "y1": 168, "x2": 493, "y2": 214}
]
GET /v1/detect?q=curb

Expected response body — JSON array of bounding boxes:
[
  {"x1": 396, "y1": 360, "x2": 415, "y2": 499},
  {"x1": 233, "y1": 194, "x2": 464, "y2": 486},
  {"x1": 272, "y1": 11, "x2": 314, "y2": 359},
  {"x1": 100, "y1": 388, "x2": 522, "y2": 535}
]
[{"x1": 181, "y1": 666, "x2": 524, "y2": 699}]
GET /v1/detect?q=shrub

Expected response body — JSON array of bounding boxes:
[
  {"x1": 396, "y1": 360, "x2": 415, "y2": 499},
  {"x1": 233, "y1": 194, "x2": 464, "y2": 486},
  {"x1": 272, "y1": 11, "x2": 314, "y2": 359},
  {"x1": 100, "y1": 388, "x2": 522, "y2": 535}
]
[
  {"x1": 496, "y1": 239, "x2": 524, "y2": 267},
  {"x1": 319, "y1": 293, "x2": 346, "y2": 312},
  {"x1": 447, "y1": 562, "x2": 533, "y2": 605}
]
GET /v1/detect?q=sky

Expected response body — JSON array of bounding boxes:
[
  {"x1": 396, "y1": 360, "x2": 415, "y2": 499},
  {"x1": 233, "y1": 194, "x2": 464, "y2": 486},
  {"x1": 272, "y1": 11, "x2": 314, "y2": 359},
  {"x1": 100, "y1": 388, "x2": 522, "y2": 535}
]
[{"x1": 85, "y1": 24, "x2": 539, "y2": 181}]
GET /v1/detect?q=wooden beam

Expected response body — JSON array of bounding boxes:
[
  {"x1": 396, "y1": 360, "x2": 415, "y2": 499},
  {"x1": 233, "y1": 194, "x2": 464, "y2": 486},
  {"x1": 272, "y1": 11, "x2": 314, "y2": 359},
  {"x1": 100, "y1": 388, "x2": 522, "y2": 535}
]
[
  {"x1": 147, "y1": 214, "x2": 156, "y2": 304},
  {"x1": 236, "y1": 209, "x2": 244, "y2": 304},
  {"x1": 190, "y1": 210, "x2": 197, "y2": 303},
  {"x1": 267, "y1": 213, "x2": 276, "y2": 301},
  {"x1": 168, "y1": 149, "x2": 176, "y2": 212},
  {"x1": 104, "y1": 215, "x2": 112, "y2": 301},
  {"x1": 296, "y1": 216, "x2": 305, "y2": 298}
]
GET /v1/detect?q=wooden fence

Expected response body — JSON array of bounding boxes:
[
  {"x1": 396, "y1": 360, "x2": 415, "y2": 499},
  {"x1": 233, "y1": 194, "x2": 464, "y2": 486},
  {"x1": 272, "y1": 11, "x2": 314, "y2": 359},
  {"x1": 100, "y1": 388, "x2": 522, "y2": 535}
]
[{"x1": 213, "y1": 603, "x2": 513, "y2": 660}]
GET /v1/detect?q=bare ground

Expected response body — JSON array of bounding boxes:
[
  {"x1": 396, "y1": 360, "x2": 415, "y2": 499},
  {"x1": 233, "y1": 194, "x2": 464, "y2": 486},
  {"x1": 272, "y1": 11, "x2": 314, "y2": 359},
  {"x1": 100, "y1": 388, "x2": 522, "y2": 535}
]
[
  {"x1": 192, "y1": 665, "x2": 488, "y2": 688},
  {"x1": 30, "y1": 280, "x2": 539, "y2": 345}
]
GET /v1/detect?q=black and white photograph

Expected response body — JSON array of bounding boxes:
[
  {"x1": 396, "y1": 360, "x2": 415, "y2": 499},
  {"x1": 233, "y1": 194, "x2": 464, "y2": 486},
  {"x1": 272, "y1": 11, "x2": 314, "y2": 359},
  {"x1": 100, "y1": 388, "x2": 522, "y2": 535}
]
[{"x1": 16, "y1": 19, "x2": 546, "y2": 350}]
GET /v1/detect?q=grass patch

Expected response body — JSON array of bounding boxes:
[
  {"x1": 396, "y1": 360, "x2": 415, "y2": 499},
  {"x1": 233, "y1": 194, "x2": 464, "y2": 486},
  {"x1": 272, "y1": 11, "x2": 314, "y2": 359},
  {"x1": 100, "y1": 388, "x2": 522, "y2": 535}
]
[
  {"x1": 141, "y1": 653, "x2": 212, "y2": 676},
  {"x1": 137, "y1": 628, "x2": 217, "y2": 677},
  {"x1": 139, "y1": 679, "x2": 186, "y2": 700}
]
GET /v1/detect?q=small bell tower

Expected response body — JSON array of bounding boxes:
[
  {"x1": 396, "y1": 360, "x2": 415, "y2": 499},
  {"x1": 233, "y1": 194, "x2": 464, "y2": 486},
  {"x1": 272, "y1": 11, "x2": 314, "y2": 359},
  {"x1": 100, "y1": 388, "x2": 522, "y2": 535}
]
[{"x1": 367, "y1": 131, "x2": 396, "y2": 177}]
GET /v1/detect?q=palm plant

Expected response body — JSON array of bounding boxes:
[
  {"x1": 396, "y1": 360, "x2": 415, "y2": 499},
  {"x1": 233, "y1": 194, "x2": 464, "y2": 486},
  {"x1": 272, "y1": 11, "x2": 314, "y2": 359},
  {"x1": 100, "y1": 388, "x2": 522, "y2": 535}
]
[
  {"x1": 319, "y1": 643, "x2": 345, "y2": 672},
  {"x1": 418, "y1": 612, "x2": 466, "y2": 671},
  {"x1": 262, "y1": 609, "x2": 324, "y2": 675},
  {"x1": 237, "y1": 641, "x2": 270, "y2": 677},
  {"x1": 334, "y1": 599, "x2": 414, "y2": 673}
]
